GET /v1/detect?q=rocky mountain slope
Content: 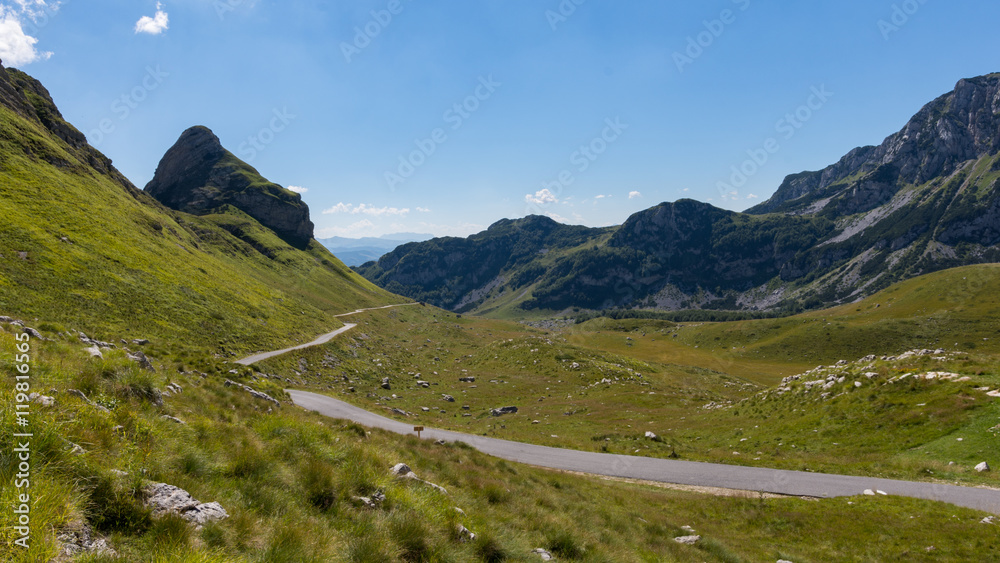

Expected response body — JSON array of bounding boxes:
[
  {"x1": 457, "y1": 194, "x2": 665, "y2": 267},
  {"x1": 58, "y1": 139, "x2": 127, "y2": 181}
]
[
  {"x1": 0, "y1": 61, "x2": 393, "y2": 351},
  {"x1": 145, "y1": 126, "x2": 314, "y2": 248},
  {"x1": 358, "y1": 73, "x2": 1000, "y2": 315}
]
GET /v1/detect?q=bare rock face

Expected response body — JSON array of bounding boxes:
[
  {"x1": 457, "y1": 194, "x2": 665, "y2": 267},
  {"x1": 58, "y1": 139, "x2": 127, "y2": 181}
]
[
  {"x1": 144, "y1": 126, "x2": 314, "y2": 248},
  {"x1": 751, "y1": 73, "x2": 1000, "y2": 216}
]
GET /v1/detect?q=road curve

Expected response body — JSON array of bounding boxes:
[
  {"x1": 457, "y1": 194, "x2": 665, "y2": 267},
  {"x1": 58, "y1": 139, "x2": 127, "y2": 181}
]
[
  {"x1": 288, "y1": 389, "x2": 1000, "y2": 515},
  {"x1": 236, "y1": 303, "x2": 418, "y2": 365}
]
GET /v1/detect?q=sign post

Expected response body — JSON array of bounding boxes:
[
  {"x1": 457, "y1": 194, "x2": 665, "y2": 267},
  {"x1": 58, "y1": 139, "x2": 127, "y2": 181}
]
[{"x1": 414, "y1": 426, "x2": 424, "y2": 439}]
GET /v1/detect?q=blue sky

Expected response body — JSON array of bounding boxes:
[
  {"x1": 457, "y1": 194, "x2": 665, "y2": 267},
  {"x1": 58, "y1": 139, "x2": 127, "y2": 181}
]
[{"x1": 3, "y1": 0, "x2": 999, "y2": 238}]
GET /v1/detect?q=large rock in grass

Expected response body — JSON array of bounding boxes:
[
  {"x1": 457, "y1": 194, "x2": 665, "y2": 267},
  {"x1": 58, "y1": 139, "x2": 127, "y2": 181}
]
[
  {"x1": 976, "y1": 461, "x2": 990, "y2": 473},
  {"x1": 144, "y1": 483, "x2": 229, "y2": 527}
]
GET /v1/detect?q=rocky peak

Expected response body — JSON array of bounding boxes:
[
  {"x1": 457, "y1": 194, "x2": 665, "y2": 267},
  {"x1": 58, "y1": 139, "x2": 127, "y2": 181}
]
[
  {"x1": 610, "y1": 199, "x2": 731, "y2": 251},
  {"x1": 751, "y1": 73, "x2": 1000, "y2": 215},
  {"x1": 144, "y1": 126, "x2": 314, "y2": 248}
]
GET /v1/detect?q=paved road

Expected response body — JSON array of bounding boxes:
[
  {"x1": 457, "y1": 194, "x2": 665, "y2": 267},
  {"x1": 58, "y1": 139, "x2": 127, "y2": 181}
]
[
  {"x1": 288, "y1": 389, "x2": 1000, "y2": 515},
  {"x1": 235, "y1": 303, "x2": 417, "y2": 365}
]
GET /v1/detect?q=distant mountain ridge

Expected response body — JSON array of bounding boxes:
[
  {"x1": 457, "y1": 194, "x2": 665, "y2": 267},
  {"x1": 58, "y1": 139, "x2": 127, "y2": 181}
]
[
  {"x1": 358, "y1": 73, "x2": 1000, "y2": 315},
  {"x1": 319, "y1": 234, "x2": 433, "y2": 267}
]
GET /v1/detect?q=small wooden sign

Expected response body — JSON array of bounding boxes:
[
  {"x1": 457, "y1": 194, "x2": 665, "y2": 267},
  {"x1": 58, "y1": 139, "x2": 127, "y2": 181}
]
[{"x1": 414, "y1": 426, "x2": 424, "y2": 438}]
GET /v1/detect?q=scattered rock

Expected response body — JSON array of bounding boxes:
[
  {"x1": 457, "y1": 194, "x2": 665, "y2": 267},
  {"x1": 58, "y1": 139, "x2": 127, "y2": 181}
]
[
  {"x1": 442, "y1": 394, "x2": 456, "y2": 402},
  {"x1": 391, "y1": 408, "x2": 407, "y2": 416},
  {"x1": 23, "y1": 326, "x2": 45, "y2": 340},
  {"x1": 491, "y1": 406, "x2": 518, "y2": 417},
  {"x1": 57, "y1": 524, "x2": 116, "y2": 558},
  {"x1": 456, "y1": 524, "x2": 477, "y2": 542},
  {"x1": 127, "y1": 351, "x2": 156, "y2": 371},
  {"x1": 863, "y1": 489, "x2": 876, "y2": 496},
  {"x1": 352, "y1": 490, "x2": 385, "y2": 509},
  {"x1": 67, "y1": 389, "x2": 110, "y2": 413},
  {"x1": 144, "y1": 483, "x2": 229, "y2": 527},
  {"x1": 976, "y1": 462, "x2": 990, "y2": 473},
  {"x1": 674, "y1": 535, "x2": 700, "y2": 545},
  {"x1": 224, "y1": 379, "x2": 281, "y2": 406},
  {"x1": 161, "y1": 415, "x2": 186, "y2": 424},
  {"x1": 79, "y1": 333, "x2": 116, "y2": 349},
  {"x1": 459, "y1": 376, "x2": 476, "y2": 383},
  {"x1": 381, "y1": 377, "x2": 392, "y2": 390},
  {"x1": 390, "y1": 462, "x2": 448, "y2": 494},
  {"x1": 28, "y1": 392, "x2": 54, "y2": 407},
  {"x1": 533, "y1": 547, "x2": 553, "y2": 560},
  {"x1": 645, "y1": 431, "x2": 658, "y2": 440},
  {"x1": 84, "y1": 345, "x2": 103, "y2": 359},
  {"x1": 680, "y1": 525, "x2": 695, "y2": 534},
  {"x1": 434, "y1": 439, "x2": 447, "y2": 445},
  {"x1": 132, "y1": 339, "x2": 150, "y2": 345},
  {"x1": 982, "y1": 516, "x2": 995, "y2": 525}
]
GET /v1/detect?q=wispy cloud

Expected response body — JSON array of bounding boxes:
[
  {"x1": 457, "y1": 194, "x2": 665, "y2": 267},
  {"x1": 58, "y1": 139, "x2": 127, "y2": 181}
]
[
  {"x1": 286, "y1": 185, "x2": 308, "y2": 194},
  {"x1": 416, "y1": 207, "x2": 431, "y2": 213},
  {"x1": 628, "y1": 191, "x2": 642, "y2": 199},
  {"x1": 0, "y1": 1, "x2": 56, "y2": 65},
  {"x1": 525, "y1": 188, "x2": 558, "y2": 205},
  {"x1": 135, "y1": 2, "x2": 168, "y2": 35},
  {"x1": 322, "y1": 203, "x2": 411, "y2": 216}
]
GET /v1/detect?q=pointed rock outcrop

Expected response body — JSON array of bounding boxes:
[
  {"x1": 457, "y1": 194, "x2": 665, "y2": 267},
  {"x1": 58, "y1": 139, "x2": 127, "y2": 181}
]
[{"x1": 144, "y1": 126, "x2": 314, "y2": 248}]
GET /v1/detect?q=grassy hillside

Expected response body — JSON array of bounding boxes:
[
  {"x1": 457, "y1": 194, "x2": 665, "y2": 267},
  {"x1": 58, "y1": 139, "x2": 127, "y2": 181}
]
[
  {"x1": 267, "y1": 266, "x2": 1000, "y2": 487},
  {"x1": 0, "y1": 98, "x2": 397, "y2": 356},
  {"x1": 3, "y1": 323, "x2": 998, "y2": 562}
]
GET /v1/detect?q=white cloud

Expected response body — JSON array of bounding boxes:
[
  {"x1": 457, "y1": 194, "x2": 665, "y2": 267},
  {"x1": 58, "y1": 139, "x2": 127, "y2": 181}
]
[
  {"x1": 628, "y1": 191, "x2": 642, "y2": 199},
  {"x1": 747, "y1": 193, "x2": 759, "y2": 199},
  {"x1": 682, "y1": 188, "x2": 690, "y2": 192},
  {"x1": 0, "y1": 3, "x2": 54, "y2": 66},
  {"x1": 546, "y1": 212, "x2": 568, "y2": 223},
  {"x1": 416, "y1": 207, "x2": 431, "y2": 213},
  {"x1": 135, "y1": 2, "x2": 168, "y2": 35},
  {"x1": 322, "y1": 203, "x2": 410, "y2": 216},
  {"x1": 286, "y1": 185, "x2": 308, "y2": 194},
  {"x1": 525, "y1": 188, "x2": 558, "y2": 205},
  {"x1": 594, "y1": 194, "x2": 611, "y2": 200}
]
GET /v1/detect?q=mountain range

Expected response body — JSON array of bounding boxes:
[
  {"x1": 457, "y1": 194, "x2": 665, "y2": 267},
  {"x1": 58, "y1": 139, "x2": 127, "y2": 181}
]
[
  {"x1": 357, "y1": 73, "x2": 1000, "y2": 316},
  {"x1": 319, "y1": 234, "x2": 433, "y2": 267},
  {"x1": 0, "y1": 61, "x2": 393, "y2": 349}
]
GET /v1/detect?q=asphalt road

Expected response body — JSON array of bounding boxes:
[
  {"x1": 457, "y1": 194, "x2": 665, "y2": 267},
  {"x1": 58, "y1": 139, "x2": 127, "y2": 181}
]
[
  {"x1": 288, "y1": 389, "x2": 1000, "y2": 515},
  {"x1": 235, "y1": 303, "x2": 417, "y2": 366}
]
